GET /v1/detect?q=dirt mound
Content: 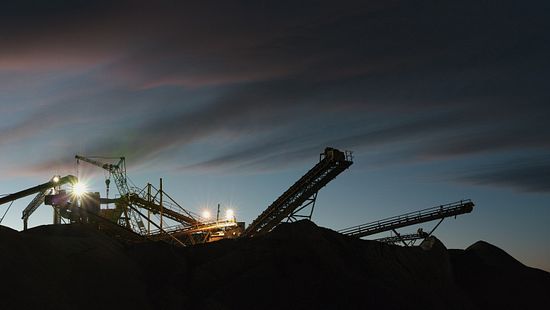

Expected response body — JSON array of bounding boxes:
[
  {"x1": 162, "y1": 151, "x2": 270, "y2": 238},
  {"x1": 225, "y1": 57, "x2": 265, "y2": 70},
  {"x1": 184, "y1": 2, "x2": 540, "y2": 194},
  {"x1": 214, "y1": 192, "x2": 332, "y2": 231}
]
[
  {"x1": 0, "y1": 224, "x2": 149, "y2": 310},
  {"x1": 177, "y1": 221, "x2": 470, "y2": 309},
  {"x1": 449, "y1": 241, "x2": 550, "y2": 309},
  {"x1": 465, "y1": 240, "x2": 525, "y2": 268},
  {"x1": 0, "y1": 220, "x2": 548, "y2": 309}
]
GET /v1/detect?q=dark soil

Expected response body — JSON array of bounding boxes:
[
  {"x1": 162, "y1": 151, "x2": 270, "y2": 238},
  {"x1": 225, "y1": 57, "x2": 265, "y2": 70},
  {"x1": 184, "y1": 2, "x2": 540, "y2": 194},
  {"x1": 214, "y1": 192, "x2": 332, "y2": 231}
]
[{"x1": 0, "y1": 221, "x2": 548, "y2": 309}]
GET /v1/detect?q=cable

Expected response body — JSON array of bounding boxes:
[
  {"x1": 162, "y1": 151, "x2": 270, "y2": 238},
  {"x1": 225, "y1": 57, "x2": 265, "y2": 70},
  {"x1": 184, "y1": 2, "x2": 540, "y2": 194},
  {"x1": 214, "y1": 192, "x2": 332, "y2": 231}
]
[
  {"x1": 0, "y1": 201, "x2": 14, "y2": 224},
  {"x1": 75, "y1": 158, "x2": 80, "y2": 180}
]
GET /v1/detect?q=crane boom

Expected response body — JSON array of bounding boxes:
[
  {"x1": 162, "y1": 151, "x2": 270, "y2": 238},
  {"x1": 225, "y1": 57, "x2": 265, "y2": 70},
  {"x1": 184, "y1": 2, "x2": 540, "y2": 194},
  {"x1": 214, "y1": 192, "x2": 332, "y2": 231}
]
[
  {"x1": 74, "y1": 155, "x2": 118, "y2": 171},
  {"x1": 75, "y1": 155, "x2": 129, "y2": 194}
]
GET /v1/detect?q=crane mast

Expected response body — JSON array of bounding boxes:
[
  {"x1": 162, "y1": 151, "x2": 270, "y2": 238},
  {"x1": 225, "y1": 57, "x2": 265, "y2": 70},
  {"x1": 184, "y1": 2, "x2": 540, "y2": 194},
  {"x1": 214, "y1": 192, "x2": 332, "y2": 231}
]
[
  {"x1": 74, "y1": 155, "x2": 202, "y2": 238},
  {"x1": 75, "y1": 155, "x2": 146, "y2": 232}
]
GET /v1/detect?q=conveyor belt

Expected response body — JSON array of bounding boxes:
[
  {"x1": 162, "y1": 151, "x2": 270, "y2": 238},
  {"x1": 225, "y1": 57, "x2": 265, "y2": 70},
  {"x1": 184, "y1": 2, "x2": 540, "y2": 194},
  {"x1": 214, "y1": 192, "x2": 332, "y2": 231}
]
[
  {"x1": 339, "y1": 200, "x2": 474, "y2": 238},
  {"x1": 243, "y1": 148, "x2": 352, "y2": 238}
]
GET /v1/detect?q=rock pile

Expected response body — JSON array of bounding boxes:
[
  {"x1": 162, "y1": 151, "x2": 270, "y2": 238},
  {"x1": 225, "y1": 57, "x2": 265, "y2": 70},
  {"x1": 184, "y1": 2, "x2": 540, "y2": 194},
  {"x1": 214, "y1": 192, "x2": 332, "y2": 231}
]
[{"x1": 0, "y1": 221, "x2": 548, "y2": 309}]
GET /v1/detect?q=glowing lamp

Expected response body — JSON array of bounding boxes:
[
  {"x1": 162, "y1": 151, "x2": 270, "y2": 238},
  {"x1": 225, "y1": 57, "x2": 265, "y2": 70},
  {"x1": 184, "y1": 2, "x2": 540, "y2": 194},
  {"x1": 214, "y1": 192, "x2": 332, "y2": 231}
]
[
  {"x1": 72, "y1": 182, "x2": 87, "y2": 197},
  {"x1": 225, "y1": 209, "x2": 234, "y2": 220}
]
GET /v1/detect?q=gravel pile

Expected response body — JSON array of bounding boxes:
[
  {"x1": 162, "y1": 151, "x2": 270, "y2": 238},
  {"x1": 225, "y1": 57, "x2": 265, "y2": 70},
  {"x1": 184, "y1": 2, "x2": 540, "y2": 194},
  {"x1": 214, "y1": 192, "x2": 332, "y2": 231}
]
[{"x1": 0, "y1": 220, "x2": 547, "y2": 309}]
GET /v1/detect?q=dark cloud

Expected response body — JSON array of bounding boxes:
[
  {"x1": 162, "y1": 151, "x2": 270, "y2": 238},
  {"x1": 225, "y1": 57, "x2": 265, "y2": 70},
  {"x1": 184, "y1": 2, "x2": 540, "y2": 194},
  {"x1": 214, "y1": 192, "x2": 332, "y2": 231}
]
[
  {"x1": 415, "y1": 127, "x2": 550, "y2": 160},
  {"x1": 455, "y1": 156, "x2": 550, "y2": 193},
  {"x1": 181, "y1": 110, "x2": 483, "y2": 171},
  {"x1": 1, "y1": 1, "x2": 550, "y2": 193}
]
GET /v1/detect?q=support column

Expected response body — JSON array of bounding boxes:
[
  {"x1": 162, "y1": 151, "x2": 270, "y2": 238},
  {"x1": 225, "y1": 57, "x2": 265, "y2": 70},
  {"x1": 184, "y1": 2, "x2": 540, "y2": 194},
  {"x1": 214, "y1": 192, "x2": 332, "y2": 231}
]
[
  {"x1": 159, "y1": 178, "x2": 163, "y2": 230},
  {"x1": 147, "y1": 183, "x2": 151, "y2": 234}
]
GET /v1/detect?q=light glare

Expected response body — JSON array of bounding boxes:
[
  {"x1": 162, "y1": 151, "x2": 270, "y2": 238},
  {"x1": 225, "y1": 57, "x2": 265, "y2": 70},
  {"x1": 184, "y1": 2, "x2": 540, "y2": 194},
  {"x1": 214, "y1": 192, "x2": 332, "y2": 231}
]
[
  {"x1": 72, "y1": 182, "x2": 87, "y2": 197},
  {"x1": 225, "y1": 209, "x2": 234, "y2": 220}
]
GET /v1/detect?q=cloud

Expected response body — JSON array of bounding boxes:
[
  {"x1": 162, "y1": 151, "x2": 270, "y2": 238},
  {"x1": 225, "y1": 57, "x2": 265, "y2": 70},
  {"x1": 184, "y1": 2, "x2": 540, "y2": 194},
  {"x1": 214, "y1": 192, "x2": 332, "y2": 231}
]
[
  {"x1": 1, "y1": 0, "x2": 550, "y2": 194},
  {"x1": 455, "y1": 156, "x2": 550, "y2": 193},
  {"x1": 181, "y1": 110, "x2": 476, "y2": 171}
]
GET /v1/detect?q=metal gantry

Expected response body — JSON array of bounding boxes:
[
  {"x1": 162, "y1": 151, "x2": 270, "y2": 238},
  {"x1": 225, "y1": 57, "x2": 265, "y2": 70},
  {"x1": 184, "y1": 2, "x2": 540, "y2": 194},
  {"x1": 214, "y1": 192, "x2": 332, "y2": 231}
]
[
  {"x1": 74, "y1": 155, "x2": 238, "y2": 245},
  {"x1": 0, "y1": 147, "x2": 477, "y2": 250},
  {"x1": 0, "y1": 175, "x2": 78, "y2": 206},
  {"x1": 22, "y1": 188, "x2": 50, "y2": 230},
  {"x1": 339, "y1": 200, "x2": 474, "y2": 241},
  {"x1": 75, "y1": 155, "x2": 145, "y2": 232},
  {"x1": 128, "y1": 184, "x2": 199, "y2": 227},
  {"x1": 373, "y1": 229, "x2": 429, "y2": 246},
  {"x1": 0, "y1": 175, "x2": 78, "y2": 229},
  {"x1": 242, "y1": 147, "x2": 353, "y2": 238},
  {"x1": 76, "y1": 156, "x2": 194, "y2": 232}
]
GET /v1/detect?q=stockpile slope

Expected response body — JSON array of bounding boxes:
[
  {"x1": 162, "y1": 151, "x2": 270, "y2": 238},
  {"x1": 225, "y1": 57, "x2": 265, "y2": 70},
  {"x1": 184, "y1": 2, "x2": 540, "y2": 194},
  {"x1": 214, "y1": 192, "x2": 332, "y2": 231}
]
[
  {"x1": 0, "y1": 224, "x2": 150, "y2": 309},
  {"x1": 175, "y1": 220, "x2": 471, "y2": 309},
  {"x1": 449, "y1": 241, "x2": 550, "y2": 309},
  {"x1": 1, "y1": 221, "x2": 548, "y2": 309}
]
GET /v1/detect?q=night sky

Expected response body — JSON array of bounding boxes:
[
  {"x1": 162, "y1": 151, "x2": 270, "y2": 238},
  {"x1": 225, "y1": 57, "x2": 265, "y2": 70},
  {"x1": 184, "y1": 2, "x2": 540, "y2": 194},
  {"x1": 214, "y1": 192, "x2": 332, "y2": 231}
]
[{"x1": 0, "y1": 1, "x2": 548, "y2": 270}]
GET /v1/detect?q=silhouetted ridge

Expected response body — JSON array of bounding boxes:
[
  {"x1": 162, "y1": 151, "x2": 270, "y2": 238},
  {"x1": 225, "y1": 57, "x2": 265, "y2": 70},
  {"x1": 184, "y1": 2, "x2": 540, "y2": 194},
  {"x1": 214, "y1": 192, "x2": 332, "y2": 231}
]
[
  {"x1": 269, "y1": 219, "x2": 321, "y2": 237},
  {"x1": 450, "y1": 240, "x2": 550, "y2": 309},
  {"x1": 0, "y1": 225, "x2": 18, "y2": 235},
  {"x1": 0, "y1": 222, "x2": 548, "y2": 310},
  {"x1": 466, "y1": 240, "x2": 525, "y2": 269}
]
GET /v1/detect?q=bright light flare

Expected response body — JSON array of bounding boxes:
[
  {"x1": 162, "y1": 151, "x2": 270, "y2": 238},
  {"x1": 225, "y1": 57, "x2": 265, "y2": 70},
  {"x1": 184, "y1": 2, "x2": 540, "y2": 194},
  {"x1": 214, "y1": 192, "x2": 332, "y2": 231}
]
[
  {"x1": 202, "y1": 210, "x2": 211, "y2": 219},
  {"x1": 52, "y1": 176, "x2": 60, "y2": 183},
  {"x1": 72, "y1": 182, "x2": 87, "y2": 197},
  {"x1": 225, "y1": 209, "x2": 234, "y2": 220}
]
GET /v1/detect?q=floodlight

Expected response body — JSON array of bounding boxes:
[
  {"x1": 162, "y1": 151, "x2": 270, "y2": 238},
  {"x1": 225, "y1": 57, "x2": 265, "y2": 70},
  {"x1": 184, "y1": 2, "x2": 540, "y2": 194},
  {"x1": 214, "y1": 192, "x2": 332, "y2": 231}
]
[
  {"x1": 72, "y1": 182, "x2": 87, "y2": 197},
  {"x1": 225, "y1": 209, "x2": 234, "y2": 220}
]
